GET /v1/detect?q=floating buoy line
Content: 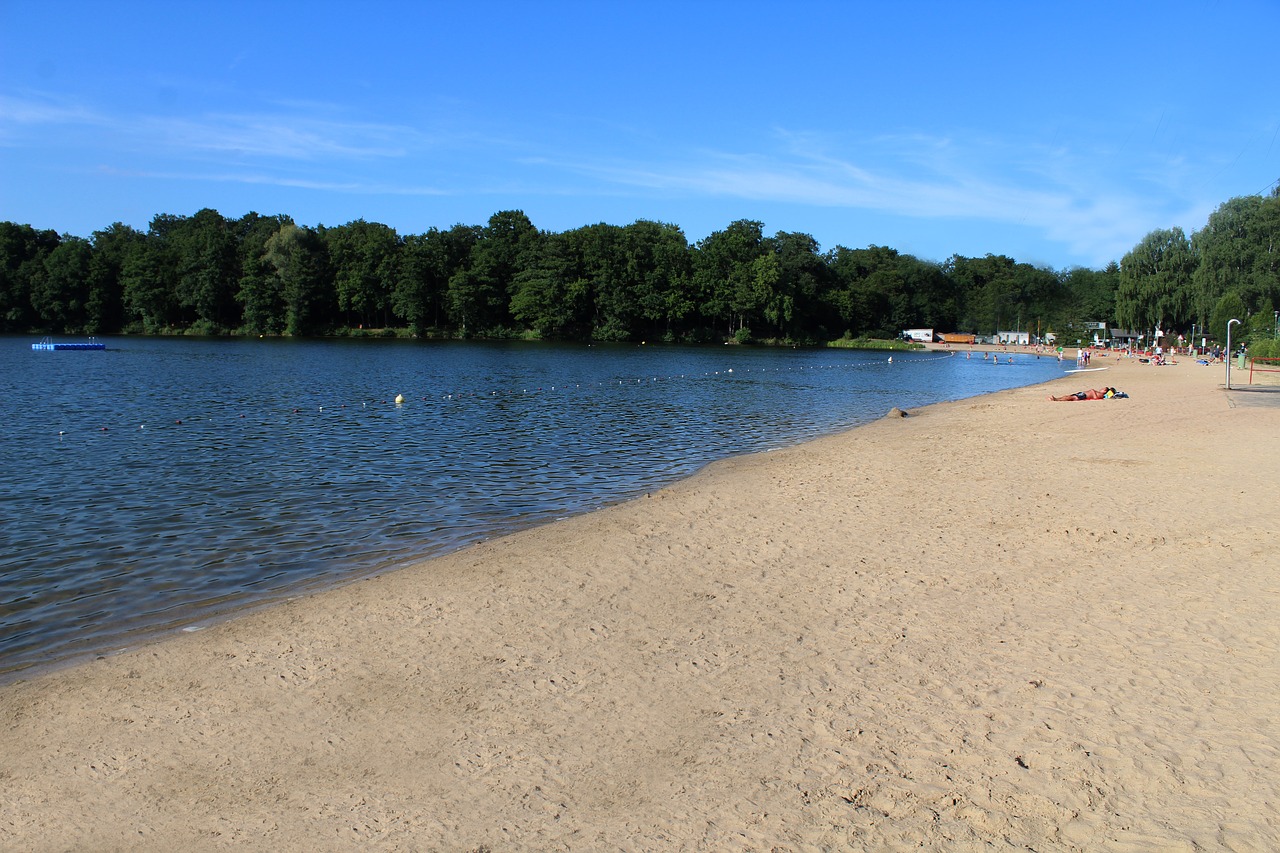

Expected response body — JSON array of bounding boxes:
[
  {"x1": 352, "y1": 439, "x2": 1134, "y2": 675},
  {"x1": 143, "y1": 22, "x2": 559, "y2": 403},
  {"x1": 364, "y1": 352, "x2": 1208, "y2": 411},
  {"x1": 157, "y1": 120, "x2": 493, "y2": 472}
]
[{"x1": 47, "y1": 351, "x2": 963, "y2": 440}]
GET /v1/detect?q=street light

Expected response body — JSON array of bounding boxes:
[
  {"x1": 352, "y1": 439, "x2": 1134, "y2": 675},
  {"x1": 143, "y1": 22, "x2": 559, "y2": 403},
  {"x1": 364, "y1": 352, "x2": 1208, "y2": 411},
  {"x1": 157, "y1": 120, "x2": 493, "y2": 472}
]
[{"x1": 1226, "y1": 318, "x2": 1241, "y2": 389}]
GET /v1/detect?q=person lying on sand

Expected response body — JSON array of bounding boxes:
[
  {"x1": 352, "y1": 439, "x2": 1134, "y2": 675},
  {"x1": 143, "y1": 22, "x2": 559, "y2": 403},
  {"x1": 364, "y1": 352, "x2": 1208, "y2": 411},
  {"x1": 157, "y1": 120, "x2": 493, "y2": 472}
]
[{"x1": 1049, "y1": 387, "x2": 1126, "y2": 401}]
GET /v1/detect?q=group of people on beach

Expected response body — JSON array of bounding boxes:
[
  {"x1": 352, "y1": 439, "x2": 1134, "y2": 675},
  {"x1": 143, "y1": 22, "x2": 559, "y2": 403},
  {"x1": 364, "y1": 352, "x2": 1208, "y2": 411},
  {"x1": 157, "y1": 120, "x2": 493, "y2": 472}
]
[{"x1": 1049, "y1": 387, "x2": 1127, "y2": 401}]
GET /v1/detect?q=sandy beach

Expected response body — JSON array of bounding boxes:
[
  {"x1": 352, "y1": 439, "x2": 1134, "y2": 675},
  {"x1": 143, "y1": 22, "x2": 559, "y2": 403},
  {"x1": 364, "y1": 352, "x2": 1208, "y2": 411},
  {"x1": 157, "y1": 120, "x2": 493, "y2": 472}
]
[{"x1": 2, "y1": 352, "x2": 1277, "y2": 851}]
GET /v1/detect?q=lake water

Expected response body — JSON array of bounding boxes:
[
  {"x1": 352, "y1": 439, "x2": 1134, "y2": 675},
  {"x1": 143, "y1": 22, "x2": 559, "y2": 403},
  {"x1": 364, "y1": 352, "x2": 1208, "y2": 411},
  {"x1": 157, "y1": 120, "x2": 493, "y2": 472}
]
[{"x1": 1, "y1": 337, "x2": 1068, "y2": 680}]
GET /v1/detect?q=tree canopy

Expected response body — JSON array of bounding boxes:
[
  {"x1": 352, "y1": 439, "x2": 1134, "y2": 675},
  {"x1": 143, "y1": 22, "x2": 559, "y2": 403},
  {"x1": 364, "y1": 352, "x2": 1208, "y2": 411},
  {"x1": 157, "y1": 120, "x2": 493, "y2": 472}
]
[{"x1": 4, "y1": 182, "x2": 1278, "y2": 348}]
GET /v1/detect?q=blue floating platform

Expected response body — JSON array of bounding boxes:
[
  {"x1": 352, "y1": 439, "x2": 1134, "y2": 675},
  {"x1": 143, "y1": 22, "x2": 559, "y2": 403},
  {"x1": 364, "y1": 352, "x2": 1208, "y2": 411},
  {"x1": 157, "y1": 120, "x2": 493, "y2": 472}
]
[{"x1": 32, "y1": 336, "x2": 106, "y2": 351}]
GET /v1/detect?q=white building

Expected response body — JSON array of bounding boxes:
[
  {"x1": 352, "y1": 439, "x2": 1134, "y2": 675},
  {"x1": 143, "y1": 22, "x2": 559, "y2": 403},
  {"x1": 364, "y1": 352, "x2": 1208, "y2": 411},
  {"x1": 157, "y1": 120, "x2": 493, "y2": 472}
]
[{"x1": 996, "y1": 330, "x2": 1029, "y2": 346}]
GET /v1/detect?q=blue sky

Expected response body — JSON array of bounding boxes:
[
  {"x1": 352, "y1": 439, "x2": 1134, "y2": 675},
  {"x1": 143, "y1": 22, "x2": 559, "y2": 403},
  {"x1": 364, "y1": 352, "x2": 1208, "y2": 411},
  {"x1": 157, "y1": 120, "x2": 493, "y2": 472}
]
[{"x1": 2, "y1": 1, "x2": 1278, "y2": 271}]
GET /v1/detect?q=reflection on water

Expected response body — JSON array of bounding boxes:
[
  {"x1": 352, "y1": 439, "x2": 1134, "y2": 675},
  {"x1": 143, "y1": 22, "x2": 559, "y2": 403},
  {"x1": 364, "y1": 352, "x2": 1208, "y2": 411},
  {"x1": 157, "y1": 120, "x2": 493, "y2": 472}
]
[{"x1": 0, "y1": 337, "x2": 1066, "y2": 679}]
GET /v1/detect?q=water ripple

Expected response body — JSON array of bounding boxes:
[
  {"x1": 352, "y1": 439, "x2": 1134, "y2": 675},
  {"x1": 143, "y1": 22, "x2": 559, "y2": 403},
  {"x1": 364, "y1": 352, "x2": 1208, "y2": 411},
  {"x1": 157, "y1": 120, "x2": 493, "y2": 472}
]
[{"x1": 1, "y1": 338, "x2": 1065, "y2": 679}]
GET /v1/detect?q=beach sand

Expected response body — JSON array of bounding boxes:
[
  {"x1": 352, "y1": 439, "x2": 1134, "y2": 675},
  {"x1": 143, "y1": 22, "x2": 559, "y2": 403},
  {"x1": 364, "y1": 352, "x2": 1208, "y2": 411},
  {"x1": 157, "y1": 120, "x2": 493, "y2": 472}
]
[{"x1": 3, "y1": 353, "x2": 1277, "y2": 851}]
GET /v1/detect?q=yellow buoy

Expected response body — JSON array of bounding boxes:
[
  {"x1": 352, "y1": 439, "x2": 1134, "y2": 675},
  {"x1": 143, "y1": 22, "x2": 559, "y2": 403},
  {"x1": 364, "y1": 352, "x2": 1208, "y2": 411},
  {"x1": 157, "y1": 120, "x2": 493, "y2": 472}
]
[{"x1": 394, "y1": 394, "x2": 404, "y2": 404}]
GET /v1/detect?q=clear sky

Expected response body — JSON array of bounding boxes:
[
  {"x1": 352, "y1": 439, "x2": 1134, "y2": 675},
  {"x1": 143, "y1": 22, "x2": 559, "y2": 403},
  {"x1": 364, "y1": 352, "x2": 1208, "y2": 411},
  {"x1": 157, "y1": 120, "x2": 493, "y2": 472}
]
[{"x1": 2, "y1": 1, "x2": 1278, "y2": 271}]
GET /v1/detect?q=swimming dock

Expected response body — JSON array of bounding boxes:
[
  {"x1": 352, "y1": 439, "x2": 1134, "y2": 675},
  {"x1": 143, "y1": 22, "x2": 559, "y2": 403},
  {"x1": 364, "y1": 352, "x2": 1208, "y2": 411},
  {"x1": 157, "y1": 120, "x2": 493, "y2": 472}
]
[{"x1": 31, "y1": 337, "x2": 106, "y2": 351}]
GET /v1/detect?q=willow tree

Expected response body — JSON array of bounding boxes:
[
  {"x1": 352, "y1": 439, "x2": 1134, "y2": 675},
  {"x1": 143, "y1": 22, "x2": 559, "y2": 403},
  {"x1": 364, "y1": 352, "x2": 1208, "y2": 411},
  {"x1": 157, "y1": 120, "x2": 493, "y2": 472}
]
[
  {"x1": 1116, "y1": 227, "x2": 1196, "y2": 333},
  {"x1": 1192, "y1": 197, "x2": 1260, "y2": 328},
  {"x1": 264, "y1": 224, "x2": 333, "y2": 336}
]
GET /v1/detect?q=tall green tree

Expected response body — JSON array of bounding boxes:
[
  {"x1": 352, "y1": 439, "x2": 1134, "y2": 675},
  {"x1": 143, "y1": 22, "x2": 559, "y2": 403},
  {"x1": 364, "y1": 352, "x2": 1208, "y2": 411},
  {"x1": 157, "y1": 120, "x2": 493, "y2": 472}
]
[
  {"x1": 831, "y1": 245, "x2": 936, "y2": 336},
  {"x1": 395, "y1": 229, "x2": 442, "y2": 334},
  {"x1": 264, "y1": 224, "x2": 332, "y2": 335},
  {"x1": 0, "y1": 222, "x2": 60, "y2": 331},
  {"x1": 171, "y1": 208, "x2": 241, "y2": 331},
  {"x1": 1116, "y1": 227, "x2": 1196, "y2": 334},
  {"x1": 747, "y1": 251, "x2": 783, "y2": 340},
  {"x1": 235, "y1": 213, "x2": 294, "y2": 334},
  {"x1": 1192, "y1": 196, "x2": 1259, "y2": 330},
  {"x1": 766, "y1": 231, "x2": 826, "y2": 340},
  {"x1": 945, "y1": 254, "x2": 1022, "y2": 334},
  {"x1": 902, "y1": 256, "x2": 959, "y2": 332},
  {"x1": 394, "y1": 224, "x2": 481, "y2": 332},
  {"x1": 121, "y1": 215, "x2": 186, "y2": 332},
  {"x1": 32, "y1": 236, "x2": 93, "y2": 332},
  {"x1": 621, "y1": 220, "x2": 692, "y2": 340},
  {"x1": 1193, "y1": 193, "x2": 1280, "y2": 330},
  {"x1": 1062, "y1": 264, "x2": 1118, "y2": 325},
  {"x1": 510, "y1": 228, "x2": 593, "y2": 338},
  {"x1": 1254, "y1": 186, "x2": 1280, "y2": 304},
  {"x1": 87, "y1": 222, "x2": 144, "y2": 333},
  {"x1": 1208, "y1": 291, "x2": 1248, "y2": 347},
  {"x1": 825, "y1": 245, "x2": 878, "y2": 335},
  {"x1": 693, "y1": 220, "x2": 768, "y2": 336},
  {"x1": 1011, "y1": 264, "x2": 1065, "y2": 336},
  {"x1": 574, "y1": 223, "x2": 631, "y2": 340},
  {"x1": 325, "y1": 219, "x2": 401, "y2": 328},
  {"x1": 447, "y1": 210, "x2": 539, "y2": 334}
]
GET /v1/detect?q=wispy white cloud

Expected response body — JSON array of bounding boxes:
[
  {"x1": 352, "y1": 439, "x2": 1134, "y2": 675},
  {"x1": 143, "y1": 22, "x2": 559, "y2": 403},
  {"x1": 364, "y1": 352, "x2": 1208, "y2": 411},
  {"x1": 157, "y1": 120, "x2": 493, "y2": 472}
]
[
  {"x1": 0, "y1": 93, "x2": 99, "y2": 126},
  {"x1": 1, "y1": 89, "x2": 1205, "y2": 266},
  {"x1": 0, "y1": 92, "x2": 425, "y2": 162},
  {"x1": 97, "y1": 164, "x2": 452, "y2": 197},
  {"x1": 536, "y1": 129, "x2": 1168, "y2": 266},
  {"x1": 140, "y1": 114, "x2": 419, "y2": 161}
]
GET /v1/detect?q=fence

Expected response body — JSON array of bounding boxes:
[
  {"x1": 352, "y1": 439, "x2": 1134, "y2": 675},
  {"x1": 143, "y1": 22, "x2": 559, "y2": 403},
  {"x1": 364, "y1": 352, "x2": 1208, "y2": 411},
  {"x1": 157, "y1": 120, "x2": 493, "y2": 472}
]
[{"x1": 1248, "y1": 357, "x2": 1280, "y2": 385}]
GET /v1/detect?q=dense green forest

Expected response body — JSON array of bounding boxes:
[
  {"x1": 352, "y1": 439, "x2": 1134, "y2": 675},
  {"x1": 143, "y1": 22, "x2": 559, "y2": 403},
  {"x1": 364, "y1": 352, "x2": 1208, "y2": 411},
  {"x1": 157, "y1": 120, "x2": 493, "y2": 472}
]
[{"x1": 3, "y1": 184, "x2": 1278, "y2": 351}]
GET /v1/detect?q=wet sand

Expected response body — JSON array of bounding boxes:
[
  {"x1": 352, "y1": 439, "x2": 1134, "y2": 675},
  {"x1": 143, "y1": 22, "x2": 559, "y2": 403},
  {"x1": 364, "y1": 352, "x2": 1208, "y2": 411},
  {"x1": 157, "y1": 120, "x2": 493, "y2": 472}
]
[{"x1": 3, "y1": 353, "x2": 1277, "y2": 851}]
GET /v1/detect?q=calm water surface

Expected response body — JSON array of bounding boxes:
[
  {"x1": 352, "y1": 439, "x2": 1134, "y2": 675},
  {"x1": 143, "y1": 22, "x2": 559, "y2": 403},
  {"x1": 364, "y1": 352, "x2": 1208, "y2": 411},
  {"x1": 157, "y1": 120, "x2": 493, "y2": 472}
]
[{"x1": 1, "y1": 337, "x2": 1068, "y2": 679}]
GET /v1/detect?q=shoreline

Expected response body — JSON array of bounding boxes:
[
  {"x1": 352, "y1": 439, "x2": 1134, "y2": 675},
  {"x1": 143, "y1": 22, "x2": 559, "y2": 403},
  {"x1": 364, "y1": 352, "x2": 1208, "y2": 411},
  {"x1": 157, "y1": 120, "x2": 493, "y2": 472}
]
[
  {"x1": 3, "y1": 357, "x2": 1277, "y2": 849},
  {"x1": 0, "y1": 348, "x2": 1064, "y2": 687}
]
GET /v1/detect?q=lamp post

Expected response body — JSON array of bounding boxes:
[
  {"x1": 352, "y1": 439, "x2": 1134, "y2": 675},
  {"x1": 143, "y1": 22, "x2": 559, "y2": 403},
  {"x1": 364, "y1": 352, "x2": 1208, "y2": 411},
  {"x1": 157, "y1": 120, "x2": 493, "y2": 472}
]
[
  {"x1": 1226, "y1": 318, "x2": 1241, "y2": 389},
  {"x1": 1274, "y1": 310, "x2": 1278, "y2": 339}
]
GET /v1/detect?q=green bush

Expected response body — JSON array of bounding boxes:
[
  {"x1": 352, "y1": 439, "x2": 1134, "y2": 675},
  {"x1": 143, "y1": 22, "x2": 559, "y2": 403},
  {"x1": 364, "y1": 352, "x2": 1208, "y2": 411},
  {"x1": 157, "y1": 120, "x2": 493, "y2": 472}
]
[
  {"x1": 826, "y1": 337, "x2": 923, "y2": 351},
  {"x1": 184, "y1": 319, "x2": 219, "y2": 337},
  {"x1": 1248, "y1": 338, "x2": 1280, "y2": 359}
]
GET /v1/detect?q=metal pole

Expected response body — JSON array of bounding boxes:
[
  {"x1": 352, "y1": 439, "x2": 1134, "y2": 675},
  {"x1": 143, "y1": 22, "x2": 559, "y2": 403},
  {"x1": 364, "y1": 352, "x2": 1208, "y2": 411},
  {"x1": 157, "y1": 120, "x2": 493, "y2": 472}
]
[{"x1": 1223, "y1": 317, "x2": 1233, "y2": 386}]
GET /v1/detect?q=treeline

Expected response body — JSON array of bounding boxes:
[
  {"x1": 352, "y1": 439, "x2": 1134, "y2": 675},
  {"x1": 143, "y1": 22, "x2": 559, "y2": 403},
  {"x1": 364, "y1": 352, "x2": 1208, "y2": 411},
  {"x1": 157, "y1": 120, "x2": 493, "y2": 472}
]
[
  {"x1": 1118, "y1": 187, "x2": 1280, "y2": 351},
  {"x1": 2, "y1": 185, "x2": 1277, "y2": 348},
  {"x1": 0, "y1": 210, "x2": 1113, "y2": 344}
]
